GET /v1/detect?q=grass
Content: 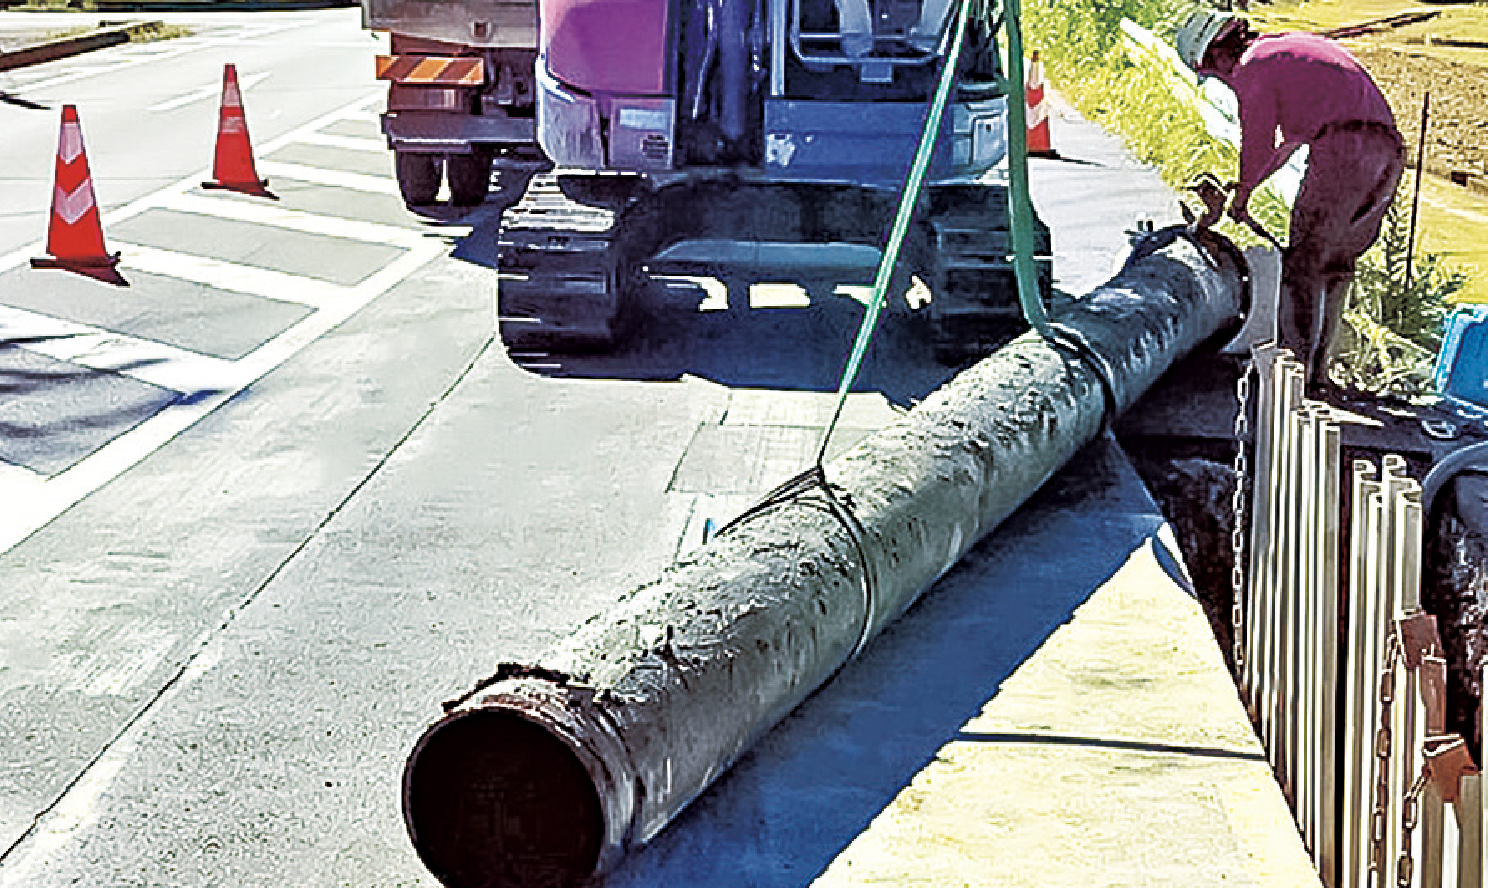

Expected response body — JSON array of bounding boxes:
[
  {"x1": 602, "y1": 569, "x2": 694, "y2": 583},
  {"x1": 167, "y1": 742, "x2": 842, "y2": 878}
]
[{"x1": 17, "y1": 16, "x2": 191, "y2": 43}]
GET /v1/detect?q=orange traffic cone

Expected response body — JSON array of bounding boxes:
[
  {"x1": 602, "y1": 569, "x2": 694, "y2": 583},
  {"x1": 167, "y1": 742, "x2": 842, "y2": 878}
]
[
  {"x1": 1025, "y1": 51, "x2": 1059, "y2": 159},
  {"x1": 31, "y1": 104, "x2": 121, "y2": 274},
  {"x1": 202, "y1": 63, "x2": 272, "y2": 197}
]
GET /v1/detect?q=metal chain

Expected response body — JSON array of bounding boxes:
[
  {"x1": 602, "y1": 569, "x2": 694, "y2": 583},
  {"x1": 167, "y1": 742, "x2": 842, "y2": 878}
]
[
  {"x1": 1369, "y1": 630, "x2": 1403, "y2": 886},
  {"x1": 1396, "y1": 770, "x2": 1429, "y2": 888},
  {"x1": 1230, "y1": 360, "x2": 1252, "y2": 672}
]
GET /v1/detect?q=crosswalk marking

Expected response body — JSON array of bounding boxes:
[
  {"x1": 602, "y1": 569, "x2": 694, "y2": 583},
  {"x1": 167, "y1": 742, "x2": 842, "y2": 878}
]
[
  {"x1": 0, "y1": 86, "x2": 457, "y2": 555},
  {"x1": 117, "y1": 242, "x2": 353, "y2": 309},
  {"x1": 0, "y1": 304, "x2": 243, "y2": 394},
  {"x1": 156, "y1": 191, "x2": 426, "y2": 248}
]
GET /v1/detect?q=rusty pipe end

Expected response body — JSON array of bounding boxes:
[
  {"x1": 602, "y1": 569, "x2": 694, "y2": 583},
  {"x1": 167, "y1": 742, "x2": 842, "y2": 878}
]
[{"x1": 403, "y1": 678, "x2": 636, "y2": 888}]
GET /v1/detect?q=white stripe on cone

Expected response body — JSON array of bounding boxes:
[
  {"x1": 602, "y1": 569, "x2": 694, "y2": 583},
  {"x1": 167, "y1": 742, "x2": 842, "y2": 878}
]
[
  {"x1": 59, "y1": 122, "x2": 84, "y2": 166},
  {"x1": 53, "y1": 182, "x2": 97, "y2": 226}
]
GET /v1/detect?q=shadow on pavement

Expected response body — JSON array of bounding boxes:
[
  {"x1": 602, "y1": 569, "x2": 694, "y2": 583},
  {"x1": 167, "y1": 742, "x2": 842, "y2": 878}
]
[
  {"x1": 605, "y1": 434, "x2": 1165, "y2": 888},
  {"x1": 535, "y1": 281, "x2": 963, "y2": 410},
  {"x1": 448, "y1": 200, "x2": 996, "y2": 409}
]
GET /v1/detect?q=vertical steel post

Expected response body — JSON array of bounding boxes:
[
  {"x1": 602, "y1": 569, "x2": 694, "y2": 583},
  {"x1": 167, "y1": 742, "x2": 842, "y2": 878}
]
[{"x1": 1319, "y1": 419, "x2": 1342, "y2": 886}]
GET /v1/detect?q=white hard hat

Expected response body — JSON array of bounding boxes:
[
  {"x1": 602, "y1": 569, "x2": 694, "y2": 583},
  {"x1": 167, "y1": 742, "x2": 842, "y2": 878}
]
[{"x1": 1174, "y1": 7, "x2": 1243, "y2": 70}]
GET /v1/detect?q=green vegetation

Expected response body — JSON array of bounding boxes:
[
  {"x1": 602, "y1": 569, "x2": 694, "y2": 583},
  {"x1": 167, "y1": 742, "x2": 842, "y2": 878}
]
[
  {"x1": 1334, "y1": 190, "x2": 1468, "y2": 396},
  {"x1": 1019, "y1": 0, "x2": 1470, "y2": 396}
]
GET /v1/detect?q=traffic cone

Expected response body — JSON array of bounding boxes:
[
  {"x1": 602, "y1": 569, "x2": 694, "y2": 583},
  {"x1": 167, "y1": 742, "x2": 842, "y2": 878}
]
[
  {"x1": 31, "y1": 104, "x2": 121, "y2": 275},
  {"x1": 202, "y1": 63, "x2": 272, "y2": 197},
  {"x1": 1025, "y1": 51, "x2": 1059, "y2": 159}
]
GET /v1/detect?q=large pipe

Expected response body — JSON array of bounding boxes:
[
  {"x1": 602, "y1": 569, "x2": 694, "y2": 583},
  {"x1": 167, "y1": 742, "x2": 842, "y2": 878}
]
[{"x1": 403, "y1": 228, "x2": 1249, "y2": 888}]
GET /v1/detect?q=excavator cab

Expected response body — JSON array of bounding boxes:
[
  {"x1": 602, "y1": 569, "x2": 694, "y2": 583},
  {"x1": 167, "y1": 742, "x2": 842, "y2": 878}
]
[
  {"x1": 497, "y1": 0, "x2": 1051, "y2": 363},
  {"x1": 535, "y1": 0, "x2": 1009, "y2": 181}
]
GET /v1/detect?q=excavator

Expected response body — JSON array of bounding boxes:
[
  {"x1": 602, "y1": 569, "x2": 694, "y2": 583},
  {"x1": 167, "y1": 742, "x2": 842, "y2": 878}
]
[{"x1": 366, "y1": 0, "x2": 1053, "y2": 364}]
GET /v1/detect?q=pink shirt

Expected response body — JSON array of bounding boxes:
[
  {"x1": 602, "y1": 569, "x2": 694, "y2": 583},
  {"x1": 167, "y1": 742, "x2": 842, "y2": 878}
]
[{"x1": 1221, "y1": 32, "x2": 1396, "y2": 201}]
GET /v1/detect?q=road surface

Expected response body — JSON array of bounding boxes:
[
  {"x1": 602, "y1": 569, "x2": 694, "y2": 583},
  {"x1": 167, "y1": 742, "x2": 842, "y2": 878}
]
[{"x1": 0, "y1": 9, "x2": 970, "y2": 884}]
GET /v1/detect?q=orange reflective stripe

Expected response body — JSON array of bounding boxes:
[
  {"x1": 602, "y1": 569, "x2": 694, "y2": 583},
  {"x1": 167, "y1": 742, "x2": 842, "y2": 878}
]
[{"x1": 375, "y1": 55, "x2": 484, "y2": 86}]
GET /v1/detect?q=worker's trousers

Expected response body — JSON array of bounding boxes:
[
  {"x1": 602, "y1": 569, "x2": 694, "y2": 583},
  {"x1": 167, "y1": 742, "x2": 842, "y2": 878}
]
[{"x1": 1282, "y1": 123, "x2": 1405, "y2": 387}]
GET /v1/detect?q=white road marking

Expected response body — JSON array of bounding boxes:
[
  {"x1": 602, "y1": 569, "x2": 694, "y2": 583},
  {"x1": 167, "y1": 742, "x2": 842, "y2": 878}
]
[
  {"x1": 0, "y1": 462, "x2": 45, "y2": 500},
  {"x1": 657, "y1": 274, "x2": 729, "y2": 311},
  {"x1": 293, "y1": 131, "x2": 388, "y2": 153},
  {"x1": 0, "y1": 92, "x2": 387, "y2": 278},
  {"x1": 117, "y1": 242, "x2": 353, "y2": 309},
  {"x1": 147, "y1": 70, "x2": 271, "y2": 113},
  {"x1": 0, "y1": 304, "x2": 242, "y2": 393},
  {"x1": 256, "y1": 160, "x2": 403, "y2": 196},
  {"x1": 19, "y1": 336, "x2": 242, "y2": 396},
  {"x1": 835, "y1": 283, "x2": 873, "y2": 305},
  {"x1": 0, "y1": 89, "x2": 449, "y2": 556},
  {"x1": 156, "y1": 191, "x2": 426, "y2": 247},
  {"x1": 0, "y1": 638, "x2": 224, "y2": 888}
]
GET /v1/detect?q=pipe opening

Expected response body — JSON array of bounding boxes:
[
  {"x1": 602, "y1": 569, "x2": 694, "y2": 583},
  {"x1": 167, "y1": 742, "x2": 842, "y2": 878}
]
[{"x1": 404, "y1": 708, "x2": 605, "y2": 888}]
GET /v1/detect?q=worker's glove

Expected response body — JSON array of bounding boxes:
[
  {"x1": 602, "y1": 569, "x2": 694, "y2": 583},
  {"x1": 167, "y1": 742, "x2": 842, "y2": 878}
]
[{"x1": 1225, "y1": 184, "x2": 1251, "y2": 226}]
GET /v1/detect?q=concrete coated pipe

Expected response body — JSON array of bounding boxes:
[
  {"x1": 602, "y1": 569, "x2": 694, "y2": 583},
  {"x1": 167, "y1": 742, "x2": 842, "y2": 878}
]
[{"x1": 403, "y1": 228, "x2": 1248, "y2": 888}]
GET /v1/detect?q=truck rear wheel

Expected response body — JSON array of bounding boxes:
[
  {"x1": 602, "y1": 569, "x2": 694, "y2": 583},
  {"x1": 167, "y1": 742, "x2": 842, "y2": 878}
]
[
  {"x1": 447, "y1": 150, "x2": 493, "y2": 207},
  {"x1": 395, "y1": 151, "x2": 442, "y2": 207}
]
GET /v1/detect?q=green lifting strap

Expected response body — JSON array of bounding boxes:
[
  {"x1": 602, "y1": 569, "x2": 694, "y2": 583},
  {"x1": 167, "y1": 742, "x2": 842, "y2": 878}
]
[
  {"x1": 815, "y1": 0, "x2": 974, "y2": 466},
  {"x1": 815, "y1": 0, "x2": 1046, "y2": 466},
  {"x1": 1000, "y1": 0, "x2": 1050, "y2": 334}
]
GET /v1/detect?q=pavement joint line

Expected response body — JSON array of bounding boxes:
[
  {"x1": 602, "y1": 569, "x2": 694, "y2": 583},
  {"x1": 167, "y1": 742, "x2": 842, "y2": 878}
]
[
  {"x1": 117, "y1": 241, "x2": 354, "y2": 309},
  {"x1": 0, "y1": 335, "x2": 498, "y2": 881},
  {"x1": 156, "y1": 191, "x2": 427, "y2": 248}
]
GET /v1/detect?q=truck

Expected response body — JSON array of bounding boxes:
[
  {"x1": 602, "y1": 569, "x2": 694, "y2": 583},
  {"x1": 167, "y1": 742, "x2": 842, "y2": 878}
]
[
  {"x1": 362, "y1": 0, "x2": 548, "y2": 206},
  {"x1": 364, "y1": 0, "x2": 1052, "y2": 364}
]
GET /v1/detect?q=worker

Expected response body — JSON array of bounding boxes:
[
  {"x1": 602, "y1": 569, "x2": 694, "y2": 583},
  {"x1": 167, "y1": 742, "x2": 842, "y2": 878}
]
[{"x1": 1175, "y1": 7, "x2": 1404, "y2": 395}]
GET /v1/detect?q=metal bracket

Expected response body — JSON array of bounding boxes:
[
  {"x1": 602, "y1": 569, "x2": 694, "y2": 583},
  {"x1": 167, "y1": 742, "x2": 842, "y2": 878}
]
[
  {"x1": 1424, "y1": 734, "x2": 1479, "y2": 803},
  {"x1": 1397, "y1": 611, "x2": 1442, "y2": 669}
]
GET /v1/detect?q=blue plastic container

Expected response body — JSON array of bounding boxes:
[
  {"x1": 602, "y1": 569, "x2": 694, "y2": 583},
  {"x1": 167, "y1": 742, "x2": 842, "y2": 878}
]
[{"x1": 1434, "y1": 305, "x2": 1488, "y2": 408}]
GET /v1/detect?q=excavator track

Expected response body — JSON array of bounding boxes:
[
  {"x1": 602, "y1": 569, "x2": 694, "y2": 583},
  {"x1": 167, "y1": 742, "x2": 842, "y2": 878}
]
[
  {"x1": 496, "y1": 173, "x2": 625, "y2": 352},
  {"x1": 920, "y1": 184, "x2": 1053, "y2": 364},
  {"x1": 495, "y1": 175, "x2": 1051, "y2": 363}
]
